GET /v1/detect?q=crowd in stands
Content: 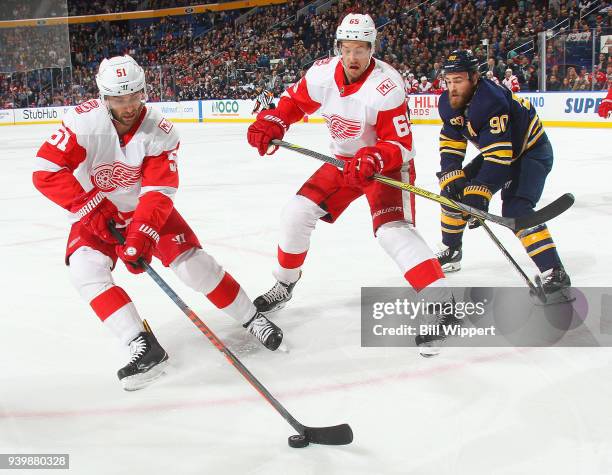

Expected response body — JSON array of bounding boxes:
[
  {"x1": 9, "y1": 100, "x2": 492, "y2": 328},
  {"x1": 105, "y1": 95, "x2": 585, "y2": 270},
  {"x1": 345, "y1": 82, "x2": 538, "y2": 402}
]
[
  {"x1": 0, "y1": 0, "x2": 226, "y2": 20},
  {"x1": 0, "y1": 0, "x2": 611, "y2": 108}
]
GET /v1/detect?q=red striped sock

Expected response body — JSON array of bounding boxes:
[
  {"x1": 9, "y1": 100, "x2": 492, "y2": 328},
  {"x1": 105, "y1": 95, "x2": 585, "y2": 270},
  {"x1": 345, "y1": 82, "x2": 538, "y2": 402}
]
[
  {"x1": 404, "y1": 259, "x2": 445, "y2": 292},
  {"x1": 206, "y1": 272, "x2": 240, "y2": 309},
  {"x1": 90, "y1": 286, "x2": 132, "y2": 322},
  {"x1": 278, "y1": 246, "x2": 307, "y2": 269}
]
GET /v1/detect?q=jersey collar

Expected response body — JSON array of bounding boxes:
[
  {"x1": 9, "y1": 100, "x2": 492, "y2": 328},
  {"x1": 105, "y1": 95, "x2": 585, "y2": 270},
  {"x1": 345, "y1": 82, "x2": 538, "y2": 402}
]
[
  {"x1": 117, "y1": 106, "x2": 147, "y2": 147},
  {"x1": 334, "y1": 59, "x2": 376, "y2": 97}
]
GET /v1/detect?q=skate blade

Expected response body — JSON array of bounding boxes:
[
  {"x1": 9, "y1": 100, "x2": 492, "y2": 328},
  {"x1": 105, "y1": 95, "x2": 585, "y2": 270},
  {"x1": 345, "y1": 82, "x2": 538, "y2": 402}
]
[
  {"x1": 418, "y1": 343, "x2": 441, "y2": 358},
  {"x1": 277, "y1": 341, "x2": 290, "y2": 353},
  {"x1": 121, "y1": 360, "x2": 168, "y2": 391},
  {"x1": 259, "y1": 302, "x2": 288, "y2": 315},
  {"x1": 419, "y1": 348, "x2": 441, "y2": 358},
  {"x1": 441, "y1": 262, "x2": 461, "y2": 273},
  {"x1": 535, "y1": 291, "x2": 576, "y2": 306}
]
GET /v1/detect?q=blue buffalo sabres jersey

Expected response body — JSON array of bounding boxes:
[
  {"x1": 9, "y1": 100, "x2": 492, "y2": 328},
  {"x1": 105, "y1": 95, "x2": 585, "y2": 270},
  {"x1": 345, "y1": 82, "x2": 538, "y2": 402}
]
[{"x1": 438, "y1": 78, "x2": 545, "y2": 189}]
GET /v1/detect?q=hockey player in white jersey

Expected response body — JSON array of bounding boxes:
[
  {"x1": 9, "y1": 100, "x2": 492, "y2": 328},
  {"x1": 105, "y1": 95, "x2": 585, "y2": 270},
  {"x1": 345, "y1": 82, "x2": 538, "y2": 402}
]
[
  {"x1": 418, "y1": 76, "x2": 432, "y2": 93},
  {"x1": 247, "y1": 14, "x2": 455, "y2": 356},
  {"x1": 485, "y1": 70, "x2": 500, "y2": 86},
  {"x1": 33, "y1": 55, "x2": 283, "y2": 391},
  {"x1": 404, "y1": 72, "x2": 418, "y2": 95}
]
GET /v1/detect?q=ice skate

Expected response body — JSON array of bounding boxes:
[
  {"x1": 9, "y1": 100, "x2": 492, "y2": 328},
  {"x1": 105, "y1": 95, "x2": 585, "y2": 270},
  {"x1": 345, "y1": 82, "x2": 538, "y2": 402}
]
[
  {"x1": 536, "y1": 267, "x2": 573, "y2": 305},
  {"x1": 118, "y1": 320, "x2": 169, "y2": 391},
  {"x1": 436, "y1": 245, "x2": 462, "y2": 273},
  {"x1": 243, "y1": 312, "x2": 283, "y2": 351},
  {"x1": 254, "y1": 278, "x2": 299, "y2": 313}
]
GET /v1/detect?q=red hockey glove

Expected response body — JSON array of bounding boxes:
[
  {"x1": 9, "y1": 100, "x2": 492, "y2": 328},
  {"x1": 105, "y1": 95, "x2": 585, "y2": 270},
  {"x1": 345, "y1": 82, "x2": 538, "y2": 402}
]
[
  {"x1": 247, "y1": 110, "x2": 288, "y2": 156},
  {"x1": 598, "y1": 98, "x2": 612, "y2": 118},
  {"x1": 462, "y1": 182, "x2": 493, "y2": 229},
  {"x1": 70, "y1": 188, "x2": 125, "y2": 243},
  {"x1": 115, "y1": 221, "x2": 159, "y2": 274},
  {"x1": 343, "y1": 147, "x2": 384, "y2": 188}
]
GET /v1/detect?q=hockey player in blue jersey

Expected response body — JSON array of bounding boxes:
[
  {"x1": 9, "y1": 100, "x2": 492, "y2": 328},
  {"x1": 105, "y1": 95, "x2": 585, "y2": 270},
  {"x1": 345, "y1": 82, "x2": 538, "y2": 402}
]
[{"x1": 435, "y1": 49, "x2": 571, "y2": 301}]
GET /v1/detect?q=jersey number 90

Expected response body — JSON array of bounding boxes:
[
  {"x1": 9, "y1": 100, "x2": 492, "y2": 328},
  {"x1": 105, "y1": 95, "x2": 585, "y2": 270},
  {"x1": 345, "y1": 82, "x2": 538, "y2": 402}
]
[{"x1": 489, "y1": 114, "x2": 509, "y2": 134}]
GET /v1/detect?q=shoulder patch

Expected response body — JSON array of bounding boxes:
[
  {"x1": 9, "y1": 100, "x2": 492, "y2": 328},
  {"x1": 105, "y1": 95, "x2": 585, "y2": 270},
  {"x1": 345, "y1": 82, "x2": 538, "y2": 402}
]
[
  {"x1": 158, "y1": 118, "x2": 173, "y2": 134},
  {"x1": 376, "y1": 78, "x2": 397, "y2": 96}
]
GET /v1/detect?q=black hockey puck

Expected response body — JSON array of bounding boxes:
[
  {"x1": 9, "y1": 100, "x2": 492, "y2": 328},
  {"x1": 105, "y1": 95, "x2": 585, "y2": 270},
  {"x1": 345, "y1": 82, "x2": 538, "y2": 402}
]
[{"x1": 288, "y1": 434, "x2": 309, "y2": 448}]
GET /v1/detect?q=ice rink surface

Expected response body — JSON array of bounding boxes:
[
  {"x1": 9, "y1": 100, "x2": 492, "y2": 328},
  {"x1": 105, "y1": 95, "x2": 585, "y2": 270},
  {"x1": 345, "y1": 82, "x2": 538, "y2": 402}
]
[{"x1": 1, "y1": 121, "x2": 611, "y2": 474}]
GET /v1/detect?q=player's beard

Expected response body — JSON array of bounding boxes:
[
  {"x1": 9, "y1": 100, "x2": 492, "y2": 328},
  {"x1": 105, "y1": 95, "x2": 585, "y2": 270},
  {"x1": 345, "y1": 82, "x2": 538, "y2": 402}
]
[
  {"x1": 449, "y1": 82, "x2": 476, "y2": 110},
  {"x1": 112, "y1": 104, "x2": 143, "y2": 127}
]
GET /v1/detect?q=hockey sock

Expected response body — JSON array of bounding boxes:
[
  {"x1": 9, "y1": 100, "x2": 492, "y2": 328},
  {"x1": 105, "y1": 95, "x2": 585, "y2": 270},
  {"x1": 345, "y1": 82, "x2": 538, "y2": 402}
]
[
  {"x1": 91, "y1": 286, "x2": 145, "y2": 345},
  {"x1": 171, "y1": 248, "x2": 256, "y2": 324},
  {"x1": 377, "y1": 221, "x2": 446, "y2": 291},
  {"x1": 441, "y1": 207, "x2": 466, "y2": 248},
  {"x1": 516, "y1": 224, "x2": 562, "y2": 272},
  {"x1": 274, "y1": 195, "x2": 326, "y2": 284},
  {"x1": 69, "y1": 247, "x2": 144, "y2": 345}
]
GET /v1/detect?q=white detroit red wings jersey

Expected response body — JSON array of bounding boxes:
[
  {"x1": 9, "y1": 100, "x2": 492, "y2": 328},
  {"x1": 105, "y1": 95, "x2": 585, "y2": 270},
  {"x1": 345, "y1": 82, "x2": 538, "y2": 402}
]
[
  {"x1": 33, "y1": 100, "x2": 179, "y2": 222},
  {"x1": 404, "y1": 78, "x2": 419, "y2": 95},
  {"x1": 282, "y1": 56, "x2": 413, "y2": 170},
  {"x1": 502, "y1": 75, "x2": 520, "y2": 92},
  {"x1": 418, "y1": 81, "x2": 432, "y2": 93}
]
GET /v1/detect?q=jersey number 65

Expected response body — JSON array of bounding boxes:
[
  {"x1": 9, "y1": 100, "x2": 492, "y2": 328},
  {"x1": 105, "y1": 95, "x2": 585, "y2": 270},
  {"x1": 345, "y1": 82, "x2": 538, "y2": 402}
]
[{"x1": 392, "y1": 114, "x2": 411, "y2": 137}]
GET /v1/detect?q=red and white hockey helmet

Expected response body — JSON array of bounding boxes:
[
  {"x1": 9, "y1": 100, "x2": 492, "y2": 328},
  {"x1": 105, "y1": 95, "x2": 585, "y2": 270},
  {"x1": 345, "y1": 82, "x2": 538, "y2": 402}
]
[
  {"x1": 96, "y1": 55, "x2": 147, "y2": 99},
  {"x1": 334, "y1": 13, "x2": 377, "y2": 56}
]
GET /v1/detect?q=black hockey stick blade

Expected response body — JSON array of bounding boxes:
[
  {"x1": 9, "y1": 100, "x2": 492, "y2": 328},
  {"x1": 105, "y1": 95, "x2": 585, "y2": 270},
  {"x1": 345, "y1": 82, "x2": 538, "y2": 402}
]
[
  {"x1": 513, "y1": 193, "x2": 575, "y2": 231},
  {"x1": 304, "y1": 423, "x2": 353, "y2": 445}
]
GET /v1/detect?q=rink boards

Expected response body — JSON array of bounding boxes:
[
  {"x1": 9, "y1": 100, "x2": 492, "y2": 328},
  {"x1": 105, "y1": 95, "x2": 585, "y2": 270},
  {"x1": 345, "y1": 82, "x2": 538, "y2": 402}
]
[{"x1": 1, "y1": 91, "x2": 610, "y2": 128}]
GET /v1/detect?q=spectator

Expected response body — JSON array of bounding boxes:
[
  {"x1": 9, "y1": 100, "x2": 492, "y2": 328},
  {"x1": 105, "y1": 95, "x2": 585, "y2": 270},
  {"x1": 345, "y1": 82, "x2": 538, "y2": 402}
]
[
  {"x1": 566, "y1": 67, "x2": 579, "y2": 89},
  {"x1": 561, "y1": 77, "x2": 572, "y2": 90},
  {"x1": 547, "y1": 74, "x2": 562, "y2": 91},
  {"x1": 0, "y1": 0, "x2": 596, "y2": 104}
]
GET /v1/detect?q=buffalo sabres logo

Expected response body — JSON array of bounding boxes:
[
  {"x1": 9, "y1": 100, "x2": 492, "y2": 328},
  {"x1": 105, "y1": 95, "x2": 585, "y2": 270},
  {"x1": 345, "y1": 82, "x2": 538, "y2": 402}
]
[
  {"x1": 91, "y1": 161, "x2": 141, "y2": 192},
  {"x1": 450, "y1": 116, "x2": 464, "y2": 126},
  {"x1": 322, "y1": 114, "x2": 362, "y2": 141}
]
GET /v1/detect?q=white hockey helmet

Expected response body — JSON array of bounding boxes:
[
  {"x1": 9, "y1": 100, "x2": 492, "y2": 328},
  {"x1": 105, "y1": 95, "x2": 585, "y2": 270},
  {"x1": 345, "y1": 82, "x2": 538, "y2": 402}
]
[
  {"x1": 334, "y1": 13, "x2": 377, "y2": 57},
  {"x1": 421, "y1": 76, "x2": 427, "y2": 81},
  {"x1": 96, "y1": 55, "x2": 147, "y2": 99}
]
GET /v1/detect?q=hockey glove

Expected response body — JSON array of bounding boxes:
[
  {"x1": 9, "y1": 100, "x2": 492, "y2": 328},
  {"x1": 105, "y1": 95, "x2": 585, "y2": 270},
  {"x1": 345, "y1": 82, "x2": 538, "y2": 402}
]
[
  {"x1": 462, "y1": 182, "x2": 493, "y2": 229},
  {"x1": 71, "y1": 188, "x2": 125, "y2": 243},
  {"x1": 436, "y1": 169, "x2": 467, "y2": 201},
  {"x1": 343, "y1": 147, "x2": 384, "y2": 188},
  {"x1": 116, "y1": 221, "x2": 159, "y2": 274},
  {"x1": 247, "y1": 110, "x2": 288, "y2": 156},
  {"x1": 598, "y1": 98, "x2": 612, "y2": 119}
]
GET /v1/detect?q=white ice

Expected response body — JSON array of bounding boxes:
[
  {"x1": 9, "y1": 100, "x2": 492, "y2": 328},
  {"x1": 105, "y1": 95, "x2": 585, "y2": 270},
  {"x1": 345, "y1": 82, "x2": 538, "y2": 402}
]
[{"x1": 1, "y1": 122, "x2": 611, "y2": 475}]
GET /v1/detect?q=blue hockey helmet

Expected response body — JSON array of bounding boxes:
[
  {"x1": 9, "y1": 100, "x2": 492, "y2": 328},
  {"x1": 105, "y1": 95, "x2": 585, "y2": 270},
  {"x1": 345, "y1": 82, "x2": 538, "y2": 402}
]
[{"x1": 443, "y1": 50, "x2": 479, "y2": 74}]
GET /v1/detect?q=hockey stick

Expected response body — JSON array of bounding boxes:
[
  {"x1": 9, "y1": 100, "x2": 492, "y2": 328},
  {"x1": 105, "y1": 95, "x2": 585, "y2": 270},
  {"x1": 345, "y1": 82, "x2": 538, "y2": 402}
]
[
  {"x1": 272, "y1": 139, "x2": 574, "y2": 232},
  {"x1": 478, "y1": 219, "x2": 546, "y2": 303},
  {"x1": 109, "y1": 223, "x2": 353, "y2": 448}
]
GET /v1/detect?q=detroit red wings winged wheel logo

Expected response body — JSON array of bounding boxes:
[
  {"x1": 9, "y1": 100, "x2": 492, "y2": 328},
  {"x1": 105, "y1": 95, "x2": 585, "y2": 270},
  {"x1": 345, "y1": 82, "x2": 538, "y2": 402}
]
[
  {"x1": 322, "y1": 114, "x2": 363, "y2": 141},
  {"x1": 91, "y1": 161, "x2": 141, "y2": 192}
]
